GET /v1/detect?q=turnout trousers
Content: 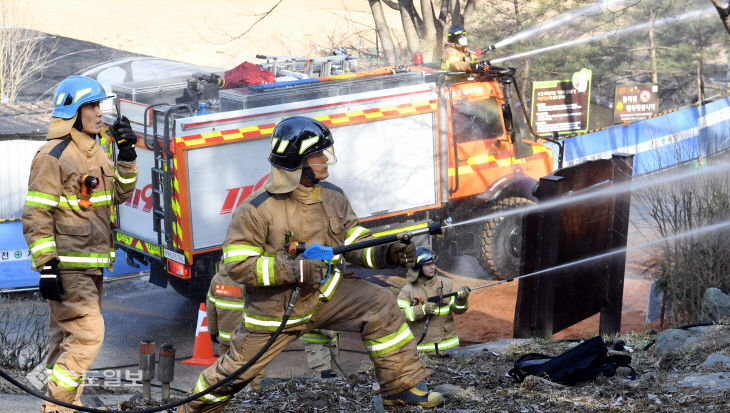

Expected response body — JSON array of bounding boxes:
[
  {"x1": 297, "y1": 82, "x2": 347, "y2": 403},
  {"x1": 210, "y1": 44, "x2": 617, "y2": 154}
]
[
  {"x1": 179, "y1": 276, "x2": 428, "y2": 413},
  {"x1": 41, "y1": 269, "x2": 104, "y2": 413}
]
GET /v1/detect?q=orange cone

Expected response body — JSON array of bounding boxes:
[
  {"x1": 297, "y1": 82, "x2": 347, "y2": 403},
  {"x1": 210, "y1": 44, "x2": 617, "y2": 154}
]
[{"x1": 182, "y1": 303, "x2": 217, "y2": 366}]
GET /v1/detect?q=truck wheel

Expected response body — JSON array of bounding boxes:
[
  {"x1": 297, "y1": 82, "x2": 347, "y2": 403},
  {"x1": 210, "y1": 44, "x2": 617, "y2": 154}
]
[{"x1": 478, "y1": 197, "x2": 534, "y2": 280}]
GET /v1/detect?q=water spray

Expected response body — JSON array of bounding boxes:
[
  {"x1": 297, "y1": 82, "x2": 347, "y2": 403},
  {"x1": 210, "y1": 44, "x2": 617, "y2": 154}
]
[
  {"x1": 493, "y1": 0, "x2": 633, "y2": 49},
  {"x1": 492, "y1": 7, "x2": 715, "y2": 63},
  {"x1": 426, "y1": 218, "x2": 730, "y2": 303},
  {"x1": 447, "y1": 160, "x2": 730, "y2": 231}
]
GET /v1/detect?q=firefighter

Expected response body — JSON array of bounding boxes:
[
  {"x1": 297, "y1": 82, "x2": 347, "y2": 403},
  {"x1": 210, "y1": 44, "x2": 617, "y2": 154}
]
[
  {"x1": 299, "y1": 329, "x2": 339, "y2": 378},
  {"x1": 22, "y1": 75, "x2": 138, "y2": 413},
  {"x1": 206, "y1": 263, "x2": 245, "y2": 356},
  {"x1": 179, "y1": 116, "x2": 444, "y2": 412},
  {"x1": 441, "y1": 25, "x2": 485, "y2": 72},
  {"x1": 397, "y1": 247, "x2": 471, "y2": 353},
  {"x1": 206, "y1": 264, "x2": 268, "y2": 389}
]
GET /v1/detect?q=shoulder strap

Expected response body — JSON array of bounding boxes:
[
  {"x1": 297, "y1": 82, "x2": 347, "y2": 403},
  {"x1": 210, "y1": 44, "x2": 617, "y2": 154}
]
[{"x1": 49, "y1": 138, "x2": 72, "y2": 159}]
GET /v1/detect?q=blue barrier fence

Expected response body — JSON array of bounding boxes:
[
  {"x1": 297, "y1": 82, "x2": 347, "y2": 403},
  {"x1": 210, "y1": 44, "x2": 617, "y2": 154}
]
[{"x1": 559, "y1": 96, "x2": 730, "y2": 174}]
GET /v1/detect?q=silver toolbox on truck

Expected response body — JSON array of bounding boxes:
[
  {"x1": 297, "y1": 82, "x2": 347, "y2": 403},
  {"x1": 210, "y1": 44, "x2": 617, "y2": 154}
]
[{"x1": 112, "y1": 76, "x2": 191, "y2": 105}]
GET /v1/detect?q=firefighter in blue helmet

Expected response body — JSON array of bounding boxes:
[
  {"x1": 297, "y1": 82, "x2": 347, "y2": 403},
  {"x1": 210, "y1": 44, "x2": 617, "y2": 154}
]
[
  {"x1": 23, "y1": 75, "x2": 138, "y2": 412},
  {"x1": 398, "y1": 246, "x2": 471, "y2": 353}
]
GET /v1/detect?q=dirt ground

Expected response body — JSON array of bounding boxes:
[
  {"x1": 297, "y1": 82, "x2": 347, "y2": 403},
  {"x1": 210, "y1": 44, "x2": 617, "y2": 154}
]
[
  {"x1": 452, "y1": 275, "x2": 656, "y2": 343},
  {"x1": 14, "y1": 0, "x2": 406, "y2": 71}
]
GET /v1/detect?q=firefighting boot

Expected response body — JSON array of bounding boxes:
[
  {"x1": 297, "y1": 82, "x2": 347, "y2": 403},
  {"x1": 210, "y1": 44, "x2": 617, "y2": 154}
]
[{"x1": 383, "y1": 383, "x2": 444, "y2": 408}]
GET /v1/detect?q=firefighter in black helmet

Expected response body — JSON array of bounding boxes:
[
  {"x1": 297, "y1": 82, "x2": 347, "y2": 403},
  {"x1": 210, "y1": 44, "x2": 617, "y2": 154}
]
[
  {"x1": 441, "y1": 24, "x2": 486, "y2": 72},
  {"x1": 179, "y1": 116, "x2": 444, "y2": 412}
]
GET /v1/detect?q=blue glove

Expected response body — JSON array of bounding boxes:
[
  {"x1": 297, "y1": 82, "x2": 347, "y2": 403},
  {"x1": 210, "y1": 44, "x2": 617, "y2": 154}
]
[{"x1": 302, "y1": 244, "x2": 334, "y2": 261}]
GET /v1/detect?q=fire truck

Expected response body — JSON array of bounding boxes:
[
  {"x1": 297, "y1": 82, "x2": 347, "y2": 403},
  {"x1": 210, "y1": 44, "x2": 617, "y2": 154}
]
[{"x1": 103, "y1": 58, "x2": 561, "y2": 300}]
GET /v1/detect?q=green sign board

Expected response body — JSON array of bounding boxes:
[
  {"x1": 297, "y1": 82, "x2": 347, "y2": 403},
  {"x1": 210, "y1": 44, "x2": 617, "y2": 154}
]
[{"x1": 530, "y1": 68, "x2": 592, "y2": 136}]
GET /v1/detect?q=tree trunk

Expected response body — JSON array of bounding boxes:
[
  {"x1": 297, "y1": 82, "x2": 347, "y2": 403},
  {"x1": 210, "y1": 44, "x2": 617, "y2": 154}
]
[
  {"x1": 398, "y1": 0, "x2": 422, "y2": 60},
  {"x1": 649, "y1": 9, "x2": 658, "y2": 84},
  {"x1": 696, "y1": 59, "x2": 704, "y2": 103},
  {"x1": 522, "y1": 58, "x2": 530, "y2": 104},
  {"x1": 710, "y1": 0, "x2": 730, "y2": 35},
  {"x1": 420, "y1": 0, "x2": 439, "y2": 61},
  {"x1": 369, "y1": 0, "x2": 398, "y2": 64}
]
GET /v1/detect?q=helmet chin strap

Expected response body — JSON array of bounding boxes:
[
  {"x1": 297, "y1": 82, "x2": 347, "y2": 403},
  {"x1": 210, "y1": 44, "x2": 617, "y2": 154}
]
[{"x1": 300, "y1": 165, "x2": 319, "y2": 186}]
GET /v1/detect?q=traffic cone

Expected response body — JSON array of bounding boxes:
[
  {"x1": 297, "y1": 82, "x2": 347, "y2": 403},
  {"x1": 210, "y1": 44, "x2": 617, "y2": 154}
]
[{"x1": 182, "y1": 303, "x2": 217, "y2": 366}]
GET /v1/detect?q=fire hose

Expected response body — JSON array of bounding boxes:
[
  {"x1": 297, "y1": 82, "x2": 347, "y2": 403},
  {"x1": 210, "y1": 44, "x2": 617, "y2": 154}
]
[{"x1": 0, "y1": 221, "x2": 446, "y2": 412}]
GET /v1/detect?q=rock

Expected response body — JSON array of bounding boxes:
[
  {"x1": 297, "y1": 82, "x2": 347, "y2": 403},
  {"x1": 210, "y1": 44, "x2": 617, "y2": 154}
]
[
  {"x1": 701, "y1": 288, "x2": 730, "y2": 322},
  {"x1": 652, "y1": 329, "x2": 690, "y2": 358},
  {"x1": 371, "y1": 395, "x2": 385, "y2": 412},
  {"x1": 678, "y1": 372, "x2": 730, "y2": 393},
  {"x1": 646, "y1": 281, "x2": 671, "y2": 323},
  {"x1": 433, "y1": 383, "x2": 469, "y2": 397},
  {"x1": 651, "y1": 325, "x2": 728, "y2": 360},
  {"x1": 701, "y1": 353, "x2": 730, "y2": 370},
  {"x1": 447, "y1": 338, "x2": 534, "y2": 356}
]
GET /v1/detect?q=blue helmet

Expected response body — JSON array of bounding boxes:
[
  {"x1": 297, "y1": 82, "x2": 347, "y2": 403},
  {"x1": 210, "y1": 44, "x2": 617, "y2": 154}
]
[
  {"x1": 52, "y1": 76, "x2": 108, "y2": 119},
  {"x1": 415, "y1": 246, "x2": 436, "y2": 269}
]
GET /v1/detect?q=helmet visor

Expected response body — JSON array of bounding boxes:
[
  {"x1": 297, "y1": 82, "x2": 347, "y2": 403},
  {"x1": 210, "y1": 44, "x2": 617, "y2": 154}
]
[{"x1": 304, "y1": 147, "x2": 337, "y2": 167}]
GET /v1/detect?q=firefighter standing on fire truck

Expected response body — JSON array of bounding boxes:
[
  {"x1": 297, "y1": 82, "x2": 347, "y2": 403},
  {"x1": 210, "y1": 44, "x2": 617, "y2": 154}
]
[
  {"x1": 441, "y1": 25, "x2": 487, "y2": 72},
  {"x1": 398, "y1": 247, "x2": 470, "y2": 353},
  {"x1": 22, "y1": 75, "x2": 138, "y2": 413},
  {"x1": 179, "y1": 116, "x2": 444, "y2": 412}
]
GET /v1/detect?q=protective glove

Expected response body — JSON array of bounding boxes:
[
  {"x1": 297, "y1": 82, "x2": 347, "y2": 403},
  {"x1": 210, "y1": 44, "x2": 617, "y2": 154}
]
[
  {"x1": 422, "y1": 302, "x2": 436, "y2": 315},
  {"x1": 210, "y1": 334, "x2": 219, "y2": 343},
  {"x1": 112, "y1": 116, "x2": 137, "y2": 162},
  {"x1": 456, "y1": 286, "x2": 471, "y2": 301},
  {"x1": 297, "y1": 258, "x2": 327, "y2": 284},
  {"x1": 39, "y1": 258, "x2": 64, "y2": 301},
  {"x1": 387, "y1": 242, "x2": 416, "y2": 268}
]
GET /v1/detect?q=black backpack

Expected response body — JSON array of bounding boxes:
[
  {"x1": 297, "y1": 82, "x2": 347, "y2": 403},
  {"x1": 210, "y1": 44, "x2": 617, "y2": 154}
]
[{"x1": 507, "y1": 336, "x2": 636, "y2": 385}]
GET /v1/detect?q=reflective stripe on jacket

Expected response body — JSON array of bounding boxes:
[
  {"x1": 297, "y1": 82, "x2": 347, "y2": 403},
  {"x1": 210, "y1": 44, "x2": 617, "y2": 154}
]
[
  {"x1": 206, "y1": 271, "x2": 245, "y2": 341},
  {"x1": 398, "y1": 275, "x2": 468, "y2": 351},
  {"x1": 22, "y1": 126, "x2": 137, "y2": 270},
  {"x1": 223, "y1": 182, "x2": 393, "y2": 333}
]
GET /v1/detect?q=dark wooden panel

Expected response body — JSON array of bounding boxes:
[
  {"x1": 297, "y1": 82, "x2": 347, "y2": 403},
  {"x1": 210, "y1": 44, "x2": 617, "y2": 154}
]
[{"x1": 514, "y1": 154, "x2": 634, "y2": 338}]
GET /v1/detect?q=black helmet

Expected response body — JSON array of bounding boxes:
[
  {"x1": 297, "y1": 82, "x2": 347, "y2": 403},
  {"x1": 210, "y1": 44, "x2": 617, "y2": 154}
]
[
  {"x1": 447, "y1": 25, "x2": 467, "y2": 43},
  {"x1": 415, "y1": 246, "x2": 436, "y2": 270},
  {"x1": 269, "y1": 116, "x2": 334, "y2": 171}
]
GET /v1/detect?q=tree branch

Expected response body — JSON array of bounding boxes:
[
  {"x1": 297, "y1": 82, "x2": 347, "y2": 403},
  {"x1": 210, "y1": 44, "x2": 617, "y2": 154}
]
[
  {"x1": 227, "y1": 0, "x2": 284, "y2": 42},
  {"x1": 382, "y1": 0, "x2": 400, "y2": 10},
  {"x1": 711, "y1": 0, "x2": 729, "y2": 19}
]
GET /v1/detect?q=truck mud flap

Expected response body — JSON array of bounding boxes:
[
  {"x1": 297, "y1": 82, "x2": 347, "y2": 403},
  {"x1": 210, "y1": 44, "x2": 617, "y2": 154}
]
[{"x1": 148, "y1": 260, "x2": 168, "y2": 288}]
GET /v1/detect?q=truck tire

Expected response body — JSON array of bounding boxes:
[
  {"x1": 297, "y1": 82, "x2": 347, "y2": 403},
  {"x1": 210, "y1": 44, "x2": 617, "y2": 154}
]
[{"x1": 478, "y1": 197, "x2": 534, "y2": 280}]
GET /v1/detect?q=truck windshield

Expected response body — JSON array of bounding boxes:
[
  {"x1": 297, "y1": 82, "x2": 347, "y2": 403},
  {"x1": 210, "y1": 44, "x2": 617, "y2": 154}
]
[{"x1": 451, "y1": 97, "x2": 505, "y2": 143}]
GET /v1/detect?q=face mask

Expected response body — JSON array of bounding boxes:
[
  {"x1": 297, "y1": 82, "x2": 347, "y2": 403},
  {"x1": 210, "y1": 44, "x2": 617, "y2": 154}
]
[{"x1": 458, "y1": 37, "x2": 468, "y2": 46}]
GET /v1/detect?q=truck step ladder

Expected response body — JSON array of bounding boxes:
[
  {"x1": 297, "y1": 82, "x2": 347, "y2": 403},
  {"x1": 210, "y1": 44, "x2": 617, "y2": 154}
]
[{"x1": 146, "y1": 104, "x2": 189, "y2": 251}]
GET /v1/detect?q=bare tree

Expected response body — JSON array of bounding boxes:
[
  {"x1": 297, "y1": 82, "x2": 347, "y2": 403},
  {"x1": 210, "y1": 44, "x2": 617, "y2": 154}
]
[
  {"x1": 711, "y1": 0, "x2": 730, "y2": 35},
  {"x1": 0, "y1": 0, "x2": 53, "y2": 103},
  {"x1": 369, "y1": 0, "x2": 398, "y2": 64},
  {"x1": 368, "y1": 0, "x2": 476, "y2": 64}
]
